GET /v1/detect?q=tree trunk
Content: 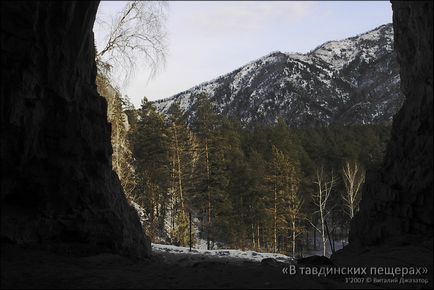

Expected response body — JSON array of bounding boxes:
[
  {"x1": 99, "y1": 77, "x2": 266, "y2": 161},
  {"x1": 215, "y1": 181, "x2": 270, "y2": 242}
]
[
  {"x1": 292, "y1": 220, "x2": 296, "y2": 257},
  {"x1": 320, "y1": 203, "x2": 326, "y2": 256},
  {"x1": 173, "y1": 124, "x2": 185, "y2": 211},
  {"x1": 325, "y1": 219, "x2": 335, "y2": 255},
  {"x1": 205, "y1": 138, "x2": 211, "y2": 250},
  {"x1": 273, "y1": 184, "x2": 277, "y2": 253},
  {"x1": 257, "y1": 224, "x2": 261, "y2": 251},
  {"x1": 251, "y1": 223, "x2": 255, "y2": 249},
  {"x1": 313, "y1": 221, "x2": 317, "y2": 250}
]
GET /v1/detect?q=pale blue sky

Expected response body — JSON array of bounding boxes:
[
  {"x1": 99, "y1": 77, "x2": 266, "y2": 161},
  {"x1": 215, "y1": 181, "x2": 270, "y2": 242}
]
[{"x1": 94, "y1": 1, "x2": 393, "y2": 106}]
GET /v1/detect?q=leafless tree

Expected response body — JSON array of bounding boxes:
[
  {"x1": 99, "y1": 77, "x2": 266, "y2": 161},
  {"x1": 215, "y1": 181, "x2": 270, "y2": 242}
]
[
  {"x1": 342, "y1": 160, "x2": 365, "y2": 219},
  {"x1": 95, "y1": 1, "x2": 168, "y2": 84},
  {"x1": 311, "y1": 166, "x2": 336, "y2": 257}
]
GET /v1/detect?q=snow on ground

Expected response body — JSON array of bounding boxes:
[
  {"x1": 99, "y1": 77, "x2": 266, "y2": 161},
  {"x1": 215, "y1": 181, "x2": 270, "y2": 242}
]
[{"x1": 152, "y1": 243, "x2": 295, "y2": 264}]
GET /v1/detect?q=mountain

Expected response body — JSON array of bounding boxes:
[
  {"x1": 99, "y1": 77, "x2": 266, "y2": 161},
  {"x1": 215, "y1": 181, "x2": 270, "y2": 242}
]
[{"x1": 153, "y1": 24, "x2": 403, "y2": 127}]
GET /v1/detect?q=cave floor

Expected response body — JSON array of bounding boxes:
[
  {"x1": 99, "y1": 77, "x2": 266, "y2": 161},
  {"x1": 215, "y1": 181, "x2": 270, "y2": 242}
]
[{"x1": 1, "y1": 244, "x2": 431, "y2": 289}]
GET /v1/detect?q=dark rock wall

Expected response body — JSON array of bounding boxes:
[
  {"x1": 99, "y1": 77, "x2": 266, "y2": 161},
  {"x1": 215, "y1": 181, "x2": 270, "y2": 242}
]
[
  {"x1": 1, "y1": 1, "x2": 150, "y2": 257},
  {"x1": 349, "y1": 1, "x2": 433, "y2": 247}
]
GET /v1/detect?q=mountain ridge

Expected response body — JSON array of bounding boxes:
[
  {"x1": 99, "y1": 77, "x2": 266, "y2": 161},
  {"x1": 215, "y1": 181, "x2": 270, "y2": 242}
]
[{"x1": 153, "y1": 23, "x2": 403, "y2": 127}]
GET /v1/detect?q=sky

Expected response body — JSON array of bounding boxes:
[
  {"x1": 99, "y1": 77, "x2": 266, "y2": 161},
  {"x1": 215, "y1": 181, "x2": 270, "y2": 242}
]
[{"x1": 94, "y1": 1, "x2": 393, "y2": 107}]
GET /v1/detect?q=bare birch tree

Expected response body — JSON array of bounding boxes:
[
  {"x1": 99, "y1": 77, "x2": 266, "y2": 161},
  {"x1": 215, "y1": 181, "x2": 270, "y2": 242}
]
[
  {"x1": 342, "y1": 160, "x2": 365, "y2": 219},
  {"x1": 95, "y1": 1, "x2": 168, "y2": 84},
  {"x1": 312, "y1": 166, "x2": 336, "y2": 257}
]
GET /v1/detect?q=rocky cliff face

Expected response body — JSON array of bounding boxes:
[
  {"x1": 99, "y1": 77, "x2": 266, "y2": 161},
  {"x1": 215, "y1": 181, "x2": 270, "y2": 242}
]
[
  {"x1": 348, "y1": 2, "x2": 433, "y2": 248},
  {"x1": 1, "y1": 2, "x2": 150, "y2": 257}
]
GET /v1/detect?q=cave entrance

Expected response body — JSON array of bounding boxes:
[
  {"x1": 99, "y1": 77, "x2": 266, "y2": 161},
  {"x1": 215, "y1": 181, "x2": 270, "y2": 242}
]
[{"x1": 92, "y1": 1, "x2": 403, "y2": 259}]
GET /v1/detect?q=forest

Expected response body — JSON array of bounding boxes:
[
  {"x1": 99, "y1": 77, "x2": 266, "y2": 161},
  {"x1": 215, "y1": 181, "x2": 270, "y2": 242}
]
[{"x1": 98, "y1": 75, "x2": 391, "y2": 258}]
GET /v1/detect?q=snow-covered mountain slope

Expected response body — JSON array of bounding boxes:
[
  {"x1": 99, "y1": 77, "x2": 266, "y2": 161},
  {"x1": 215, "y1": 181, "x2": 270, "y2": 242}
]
[{"x1": 153, "y1": 24, "x2": 403, "y2": 127}]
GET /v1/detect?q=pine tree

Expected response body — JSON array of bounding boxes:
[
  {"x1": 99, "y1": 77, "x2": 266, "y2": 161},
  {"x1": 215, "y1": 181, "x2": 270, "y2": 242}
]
[
  {"x1": 129, "y1": 97, "x2": 170, "y2": 240},
  {"x1": 166, "y1": 103, "x2": 196, "y2": 246},
  {"x1": 96, "y1": 74, "x2": 137, "y2": 198},
  {"x1": 189, "y1": 93, "x2": 232, "y2": 249},
  {"x1": 264, "y1": 146, "x2": 302, "y2": 254},
  {"x1": 124, "y1": 90, "x2": 389, "y2": 251}
]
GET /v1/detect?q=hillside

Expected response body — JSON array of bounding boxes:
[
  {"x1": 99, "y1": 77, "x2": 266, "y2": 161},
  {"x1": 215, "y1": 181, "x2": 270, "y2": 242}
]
[{"x1": 153, "y1": 24, "x2": 403, "y2": 127}]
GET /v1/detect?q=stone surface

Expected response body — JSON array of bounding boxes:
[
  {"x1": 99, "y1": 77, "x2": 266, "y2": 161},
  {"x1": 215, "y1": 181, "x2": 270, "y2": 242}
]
[
  {"x1": 345, "y1": 1, "x2": 433, "y2": 248},
  {"x1": 297, "y1": 255, "x2": 334, "y2": 267},
  {"x1": 1, "y1": 1, "x2": 150, "y2": 257}
]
